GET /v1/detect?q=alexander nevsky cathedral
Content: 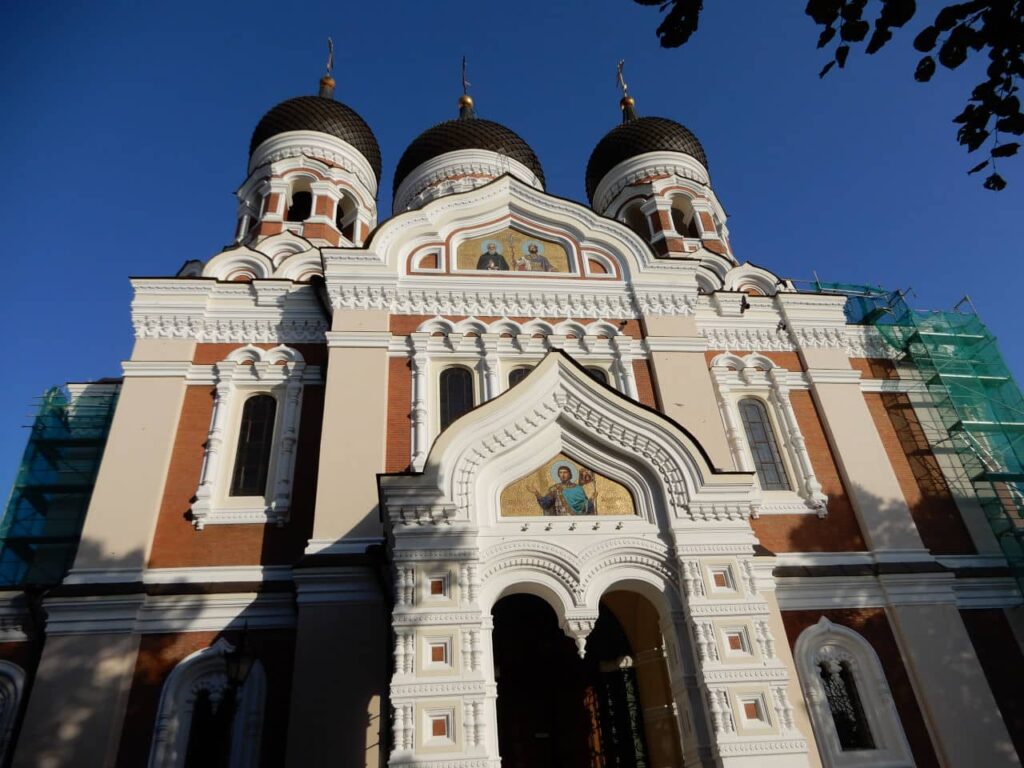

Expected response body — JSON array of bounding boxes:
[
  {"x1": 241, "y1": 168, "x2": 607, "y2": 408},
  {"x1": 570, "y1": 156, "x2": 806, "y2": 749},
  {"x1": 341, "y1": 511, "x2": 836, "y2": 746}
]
[{"x1": 0, "y1": 56, "x2": 1021, "y2": 768}]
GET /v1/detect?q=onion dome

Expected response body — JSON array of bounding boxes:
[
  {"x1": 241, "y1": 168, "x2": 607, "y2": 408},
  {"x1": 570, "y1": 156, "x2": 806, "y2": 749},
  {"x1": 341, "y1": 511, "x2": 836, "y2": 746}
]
[
  {"x1": 249, "y1": 80, "x2": 382, "y2": 182},
  {"x1": 393, "y1": 95, "x2": 545, "y2": 199},
  {"x1": 585, "y1": 98, "x2": 708, "y2": 204}
]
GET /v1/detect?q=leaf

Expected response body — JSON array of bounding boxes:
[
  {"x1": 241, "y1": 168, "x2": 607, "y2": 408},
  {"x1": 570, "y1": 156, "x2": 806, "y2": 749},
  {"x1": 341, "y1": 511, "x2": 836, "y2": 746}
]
[
  {"x1": 818, "y1": 25, "x2": 837, "y2": 48},
  {"x1": 996, "y1": 113, "x2": 1024, "y2": 135},
  {"x1": 983, "y1": 172, "x2": 1007, "y2": 191},
  {"x1": 836, "y1": 44, "x2": 850, "y2": 68},
  {"x1": 915, "y1": 56, "x2": 936, "y2": 81},
  {"x1": 967, "y1": 159, "x2": 989, "y2": 174},
  {"x1": 991, "y1": 142, "x2": 1020, "y2": 158},
  {"x1": 841, "y1": 0, "x2": 868, "y2": 22},
  {"x1": 993, "y1": 95, "x2": 1021, "y2": 118},
  {"x1": 937, "y1": 27, "x2": 969, "y2": 69},
  {"x1": 819, "y1": 60, "x2": 837, "y2": 78},
  {"x1": 878, "y1": 0, "x2": 916, "y2": 27},
  {"x1": 935, "y1": 1, "x2": 982, "y2": 31},
  {"x1": 913, "y1": 25, "x2": 939, "y2": 52},
  {"x1": 840, "y1": 19, "x2": 870, "y2": 41},
  {"x1": 655, "y1": 0, "x2": 704, "y2": 48},
  {"x1": 866, "y1": 27, "x2": 892, "y2": 54},
  {"x1": 805, "y1": 0, "x2": 842, "y2": 26},
  {"x1": 957, "y1": 125, "x2": 990, "y2": 152}
]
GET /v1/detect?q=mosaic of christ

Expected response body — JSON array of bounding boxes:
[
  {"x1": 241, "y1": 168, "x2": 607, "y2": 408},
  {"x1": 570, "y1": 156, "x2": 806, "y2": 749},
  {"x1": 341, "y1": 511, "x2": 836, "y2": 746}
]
[
  {"x1": 456, "y1": 230, "x2": 572, "y2": 274},
  {"x1": 499, "y1": 454, "x2": 636, "y2": 517}
]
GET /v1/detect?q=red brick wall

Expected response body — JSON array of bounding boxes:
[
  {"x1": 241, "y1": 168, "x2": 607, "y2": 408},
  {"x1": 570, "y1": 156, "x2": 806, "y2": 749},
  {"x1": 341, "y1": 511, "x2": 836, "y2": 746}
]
[
  {"x1": 850, "y1": 357, "x2": 899, "y2": 380},
  {"x1": 782, "y1": 608, "x2": 939, "y2": 767},
  {"x1": 632, "y1": 359, "x2": 658, "y2": 409},
  {"x1": 192, "y1": 344, "x2": 327, "y2": 366},
  {"x1": 961, "y1": 609, "x2": 1024, "y2": 760},
  {"x1": 147, "y1": 384, "x2": 323, "y2": 568},
  {"x1": 116, "y1": 629, "x2": 295, "y2": 767},
  {"x1": 865, "y1": 392, "x2": 975, "y2": 554},
  {"x1": 752, "y1": 390, "x2": 867, "y2": 552},
  {"x1": 386, "y1": 356, "x2": 413, "y2": 472}
]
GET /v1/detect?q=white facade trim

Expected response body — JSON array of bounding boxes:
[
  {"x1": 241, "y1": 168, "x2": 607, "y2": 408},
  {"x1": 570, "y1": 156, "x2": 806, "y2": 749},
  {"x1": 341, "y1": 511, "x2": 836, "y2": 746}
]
[
  {"x1": 148, "y1": 638, "x2": 267, "y2": 768},
  {"x1": 190, "y1": 345, "x2": 308, "y2": 529},
  {"x1": 249, "y1": 129, "x2": 378, "y2": 198},
  {"x1": 794, "y1": 618, "x2": 914, "y2": 768},
  {"x1": 394, "y1": 149, "x2": 544, "y2": 213}
]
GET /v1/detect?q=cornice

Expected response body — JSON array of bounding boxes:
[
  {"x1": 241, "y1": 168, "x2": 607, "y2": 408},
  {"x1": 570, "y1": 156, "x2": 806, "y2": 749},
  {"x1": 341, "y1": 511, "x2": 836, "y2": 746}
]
[
  {"x1": 248, "y1": 130, "x2": 378, "y2": 197},
  {"x1": 132, "y1": 315, "x2": 328, "y2": 343},
  {"x1": 592, "y1": 150, "x2": 711, "y2": 214},
  {"x1": 394, "y1": 148, "x2": 544, "y2": 213}
]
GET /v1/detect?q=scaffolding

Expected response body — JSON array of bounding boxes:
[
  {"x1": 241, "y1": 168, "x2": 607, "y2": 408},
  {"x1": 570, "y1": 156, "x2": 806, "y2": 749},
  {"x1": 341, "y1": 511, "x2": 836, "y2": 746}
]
[
  {"x1": 0, "y1": 383, "x2": 120, "y2": 587},
  {"x1": 807, "y1": 280, "x2": 1024, "y2": 593}
]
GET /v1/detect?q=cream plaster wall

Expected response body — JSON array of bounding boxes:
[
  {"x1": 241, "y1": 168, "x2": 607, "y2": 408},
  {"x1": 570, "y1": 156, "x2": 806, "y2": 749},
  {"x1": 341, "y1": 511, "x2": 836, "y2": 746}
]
[
  {"x1": 285, "y1": 600, "x2": 387, "y2": 767},
  {"x1": 642, "y1": 313, "x2": 733, "y2": 469},
  {"x1": 71, "y1": 376, "x2": 186, "y2": 575},
  {"x1": 311, "y1": 309, "x2": 390, "y2": 544},
  {"x1": 887, "y1": 602, "x2": 1021, "y2": 767},
  {"x1": 808, "y1": 378, "x2": 925, "y2": 553},
  {"x1": 129, "y1": 338, "x2": 196, "y2": 362},
  {"x1": 13, "y1": 633, "x2": 140, "y2": 768}
]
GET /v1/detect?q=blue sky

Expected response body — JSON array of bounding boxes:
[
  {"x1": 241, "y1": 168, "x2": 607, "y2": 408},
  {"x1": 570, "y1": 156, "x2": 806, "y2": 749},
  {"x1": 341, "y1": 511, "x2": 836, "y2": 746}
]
[{"x1": 1, "y1": 1, "x2": 1021, "y2": 495}]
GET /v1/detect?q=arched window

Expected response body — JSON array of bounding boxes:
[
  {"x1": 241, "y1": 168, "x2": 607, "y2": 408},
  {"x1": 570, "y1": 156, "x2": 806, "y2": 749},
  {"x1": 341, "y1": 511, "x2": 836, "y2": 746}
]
[
  {"x1": 508, "y1": 367, "x2": 533, "y2": 388},
  {"x1": 738, "y1": 398, "x2": 790, "y2": 491},
  {"x1": 670, "y1": 196, "x2": 700, "y2": 237},
  {"x1": 0, "y1": 661, "x2": 25, "y2": 763},
  {"x1": 148, "y1": 638, "x2": 266, "y2": 768},
  {"x1": 285, "y1": 179, "x2": 313, "y2": 222},
  {"x1": 622, "y1": 203, "x2": 648, "y2": 240},
  {"x1": 230, "y1": 395, "x2": 276, "y2": 497},
  {"x1": 335, "y1": 192, "x2": 358, "y2": 240},
  {"x1": 585, "y1": 367, "x2": 609, "y2": 385},
  {"x1": 439, "y1": 367, "x2": 474, "y2": 430},
  {"x1": 795, "y1": 618, "x2": 913, "y2": 768}
]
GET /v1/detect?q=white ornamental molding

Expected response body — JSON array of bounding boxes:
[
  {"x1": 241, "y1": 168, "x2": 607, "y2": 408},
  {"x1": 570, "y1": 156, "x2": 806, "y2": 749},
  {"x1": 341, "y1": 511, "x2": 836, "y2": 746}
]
[
  {"x1": 791, "y1": 326, "x2": 848, "y2": 349},
  {"x1": 699, "y1": 326, "x2": 795, "y2": 351},
  {"x1": 132, "y1": 315, "x2": 328, "y2": 343},
  {"x1": 394, "y1": 148, "x2": 545, "y2": 213},
  {"x1": 845, "y1": 325, "x2": 899, "y2": 359},
  {"x1": 248, "y1": 130, "x2": 379, "y2": 197},
  {"x1": 592, "y1": 151, "x2": 711, "y2": 214}
]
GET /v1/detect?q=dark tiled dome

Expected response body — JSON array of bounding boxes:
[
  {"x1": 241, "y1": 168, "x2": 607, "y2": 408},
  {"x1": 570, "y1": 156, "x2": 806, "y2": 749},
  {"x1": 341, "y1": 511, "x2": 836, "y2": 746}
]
[
  {"x1": 250, "y1": 96, "x2": 382, "y2": 182},
  {"x1": 393, "y1": 117, "x2": 545, "y2": 197},
  {"x1": 586, "y1": 117, "x2": 708, "y2": 203}
]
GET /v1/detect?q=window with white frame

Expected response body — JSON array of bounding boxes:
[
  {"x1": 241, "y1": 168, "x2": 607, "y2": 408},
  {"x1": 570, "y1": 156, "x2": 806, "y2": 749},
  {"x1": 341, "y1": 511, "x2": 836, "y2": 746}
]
[
  {"x1": 439, "y1": 366, "x2": 475, "y2": 431},
  {"x1": 0, "y1": 661, "x2": 25, "y2": 763},
  {"x1": 794, "y1": 618, "x2": 914, "y2": 768},
  {"x1": 738, "y1": 398, "x2": 791, "y2": 491},
  {"x1": 148, "y1": 638, "x2": 266, "y2": 768},
  {"x1": 710, "y1": 353, "x2": 828, "y2": 516},
  {"x1": 191, "y1": 345, "x2": 312, "y2": 529}
]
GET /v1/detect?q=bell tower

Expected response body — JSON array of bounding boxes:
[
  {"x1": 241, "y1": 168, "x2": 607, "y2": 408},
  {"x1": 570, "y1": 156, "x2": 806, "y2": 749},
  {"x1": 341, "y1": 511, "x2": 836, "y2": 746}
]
[
  {"x1": 235, "y1": 43, "x2": 381, "y2": 247},
  {"x1": 586, "y1": 64, "x2": 732, "y2": 261}
]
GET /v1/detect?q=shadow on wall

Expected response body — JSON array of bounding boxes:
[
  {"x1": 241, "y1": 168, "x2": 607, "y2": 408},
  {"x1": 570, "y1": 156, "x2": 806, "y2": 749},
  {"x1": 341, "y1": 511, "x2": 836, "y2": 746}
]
[
  {"x1": 765, "y1": 482, "x2": 1020, "y2": 768},
  {"x1": 10, "y1": 540, "x2": 144, "y2": 768}
]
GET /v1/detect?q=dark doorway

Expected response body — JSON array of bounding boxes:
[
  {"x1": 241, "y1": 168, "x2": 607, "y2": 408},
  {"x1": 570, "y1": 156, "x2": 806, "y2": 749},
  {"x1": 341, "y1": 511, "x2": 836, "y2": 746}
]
[{"x1": 492, "y1": 594, "x2": 649, "y2": 768}]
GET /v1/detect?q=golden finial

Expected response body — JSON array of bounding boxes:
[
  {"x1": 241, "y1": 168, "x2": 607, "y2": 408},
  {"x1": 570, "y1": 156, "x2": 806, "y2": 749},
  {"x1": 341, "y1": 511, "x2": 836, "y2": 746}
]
[
  {"x1": 319, "y1": 38, "x2": 336, "y2": 98},
  {"x1": 616, "y1": 59, "x2": 637, "y2": 123},
  {"x1": 458, "y1": 56, "x2": 475, "y2": 118}
]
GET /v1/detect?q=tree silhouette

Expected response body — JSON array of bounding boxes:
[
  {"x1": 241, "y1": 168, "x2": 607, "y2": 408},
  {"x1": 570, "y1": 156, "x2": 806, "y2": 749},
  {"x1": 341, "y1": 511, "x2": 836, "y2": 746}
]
[{"x1": 634, "y1": 0, "x2": 1024, "y2": 190}]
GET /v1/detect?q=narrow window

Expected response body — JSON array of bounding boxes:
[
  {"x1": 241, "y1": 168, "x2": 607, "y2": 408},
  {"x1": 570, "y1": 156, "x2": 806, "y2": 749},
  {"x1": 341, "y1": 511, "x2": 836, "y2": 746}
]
[
  {"x1": 230, "y1": 395, "x2": 276, "y2": 496},
  {"x1": 183, "y1": 686, "x2": 237, "y2": 767},
  {"x1": 622, "y1": 204, "x2": 648, "y2": 239},
  {"x1": 738, "y1": 398, "x2": 791, "y2": 490},
  {"x1": 585, "y1": 367, "x2": 608, "y2": 385},
  {"x1": 439, "y1": 368, "x2": 474, "y2": 430},
  {"x1": 286, "y1": 191, "x2": 312, "y2": 222},
  {"x1": 508, "y1": 367, "x2": 533, "y2": 388},
  {"x1": 818, "y1": 659, "x2": 875, "y2": 750}
]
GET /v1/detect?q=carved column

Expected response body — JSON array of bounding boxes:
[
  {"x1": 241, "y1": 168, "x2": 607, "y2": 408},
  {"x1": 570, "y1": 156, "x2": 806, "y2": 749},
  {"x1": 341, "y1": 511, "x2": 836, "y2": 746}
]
[
  {"x1": 481, "y1": 334, "x2": 500, "y2": 401},
  {"x1": 611, "y1": 335, "x2": 640, "y2": 400},
  {"x1": 410, "y1": 333, "x2": 430, "y2": 470},
  {"x1": 768, "y1": 368, "x2": 827, "y2": 514},
  {"x1": 191, "y1": 369, "x2": 232, "y2": 527},
  {"x1": 270, "y1": 372, "x2": 305, "y2": 521}
]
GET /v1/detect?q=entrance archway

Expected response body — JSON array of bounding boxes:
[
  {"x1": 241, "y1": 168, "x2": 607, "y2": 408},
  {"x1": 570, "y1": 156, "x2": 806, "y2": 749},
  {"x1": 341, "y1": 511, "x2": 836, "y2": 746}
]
[{"x1": 492, "y1": 591, "x2": 679, "y2": 767}]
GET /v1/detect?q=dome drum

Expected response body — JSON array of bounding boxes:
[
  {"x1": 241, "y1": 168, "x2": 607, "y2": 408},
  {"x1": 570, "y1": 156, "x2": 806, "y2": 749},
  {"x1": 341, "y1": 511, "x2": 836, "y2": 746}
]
[
  {"x1": 393, "y1": 116, "x2": 545, "y2": 212},
  {"x1": 393, "y1": 147, "x2": 544, "y2": 213}
]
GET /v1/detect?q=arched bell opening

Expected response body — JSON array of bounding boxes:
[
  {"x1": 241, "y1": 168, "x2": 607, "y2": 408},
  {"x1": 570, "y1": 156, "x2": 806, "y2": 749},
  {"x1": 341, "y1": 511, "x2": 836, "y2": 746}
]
[{"x1": 491, "y1": 590, "x2": 681, "y2": 768}]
